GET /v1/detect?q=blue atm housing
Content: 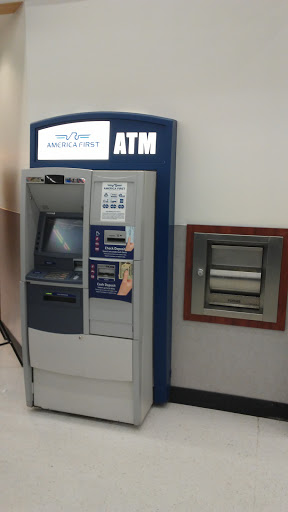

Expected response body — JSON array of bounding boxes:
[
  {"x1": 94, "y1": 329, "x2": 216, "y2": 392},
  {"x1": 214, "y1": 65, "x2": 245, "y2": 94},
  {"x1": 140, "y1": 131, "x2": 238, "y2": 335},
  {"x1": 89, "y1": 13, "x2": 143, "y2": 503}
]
[{"x1": 30, "y1": 112, "x2": 177, "y2": 404}]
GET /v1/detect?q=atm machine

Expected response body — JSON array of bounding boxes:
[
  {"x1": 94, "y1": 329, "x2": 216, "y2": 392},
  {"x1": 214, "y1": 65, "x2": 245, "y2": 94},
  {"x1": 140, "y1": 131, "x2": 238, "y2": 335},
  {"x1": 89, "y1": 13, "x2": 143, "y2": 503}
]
[{"x1": 21, "y1": 167, "x2": 156, "y2": 425}]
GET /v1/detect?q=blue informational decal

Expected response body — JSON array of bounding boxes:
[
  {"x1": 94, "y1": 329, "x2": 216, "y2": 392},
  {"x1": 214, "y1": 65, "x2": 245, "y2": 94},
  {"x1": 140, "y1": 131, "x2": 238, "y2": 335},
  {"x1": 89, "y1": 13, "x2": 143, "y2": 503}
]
[
  {"x1": 89, "y1": 259, "x2": 133, "y2": 303},
  {"x1": 90, "y1": 225, "x2": 134, "y2": 260}
]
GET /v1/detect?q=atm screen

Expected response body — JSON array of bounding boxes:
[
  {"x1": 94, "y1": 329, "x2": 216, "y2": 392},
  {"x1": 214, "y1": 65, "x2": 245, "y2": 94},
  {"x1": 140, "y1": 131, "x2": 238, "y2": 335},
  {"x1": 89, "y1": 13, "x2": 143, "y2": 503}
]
[{"x1": 42, "y1": 217, "x2": 83, "y2": 255}]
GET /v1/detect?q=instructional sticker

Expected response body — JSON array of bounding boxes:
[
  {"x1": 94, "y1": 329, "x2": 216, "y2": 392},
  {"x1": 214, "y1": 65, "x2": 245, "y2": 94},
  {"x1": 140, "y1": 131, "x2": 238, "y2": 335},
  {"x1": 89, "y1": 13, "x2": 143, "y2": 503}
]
[
  {"x1": 101, "y1": 182, "x2": 127, "y2": 222},
  {"x1": 125, "y1": 226, "x2": 134, "y2": 244},
  {"x1": 119, "y1": 262, "x2": 132, "y2": 280},
  {"x1": 90, "y1": 225, "x2": 135, "y2": 260},
  {"x1": 26, "y1": 177, "x2": 44, "y2": 183},
  {"x1": 89, "y1": 259, "x2": 133, "y2": 303},
  {"x1": 65, "y1": 177, "x2": 86, "y2": 184}
]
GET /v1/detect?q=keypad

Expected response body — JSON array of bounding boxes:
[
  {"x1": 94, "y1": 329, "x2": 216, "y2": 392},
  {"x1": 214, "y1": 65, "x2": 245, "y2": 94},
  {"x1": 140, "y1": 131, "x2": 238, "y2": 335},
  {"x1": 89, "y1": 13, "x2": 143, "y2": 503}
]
[{"x1": 46, "y1": 272, "x2": 70, "y2": 280}]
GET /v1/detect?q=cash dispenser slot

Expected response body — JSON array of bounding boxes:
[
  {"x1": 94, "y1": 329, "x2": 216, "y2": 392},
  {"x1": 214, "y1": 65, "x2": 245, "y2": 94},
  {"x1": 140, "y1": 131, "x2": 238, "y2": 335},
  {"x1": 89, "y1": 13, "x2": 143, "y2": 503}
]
[
  {"x1": 206, "y1": 245, "x2": 263, "y2": 312},
  {"x1": 104, "y1": 230, "x2": 126, "y2": 245},
  {"x1": 43, "y1": 293, "x2": 76, "y2": 303}
]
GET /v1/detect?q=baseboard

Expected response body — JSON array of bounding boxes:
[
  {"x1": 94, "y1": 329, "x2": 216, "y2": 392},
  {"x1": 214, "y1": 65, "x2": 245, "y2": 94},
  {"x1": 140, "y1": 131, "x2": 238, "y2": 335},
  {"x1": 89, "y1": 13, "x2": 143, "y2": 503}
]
[
  {"x1": 169, "y1": 386, "x2": 288, "y2": 421},
  {"x1": 2, "y1": 328, "x2": 287, "y2": 422},
  {"x1": 0, "y1": 321, "x2": 23, "y2": 366}
]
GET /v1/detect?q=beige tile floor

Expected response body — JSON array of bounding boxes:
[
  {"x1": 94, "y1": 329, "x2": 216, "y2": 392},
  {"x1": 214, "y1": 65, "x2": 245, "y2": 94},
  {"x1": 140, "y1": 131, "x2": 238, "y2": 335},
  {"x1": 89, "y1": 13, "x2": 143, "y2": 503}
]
[{"x1": 1, "y1": 339, "x2": 288, "y2": 512}]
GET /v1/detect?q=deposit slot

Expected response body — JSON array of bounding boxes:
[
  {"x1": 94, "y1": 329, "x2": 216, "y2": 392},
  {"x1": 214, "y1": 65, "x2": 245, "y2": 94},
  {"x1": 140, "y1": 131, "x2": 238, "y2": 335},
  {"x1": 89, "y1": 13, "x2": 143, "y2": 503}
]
[
  {"x1": 97, "y1": 264, "x2": 116, "y2": 280},
  {"x1": 104, "y1": 230, "x2": 126, "y2": 245}
]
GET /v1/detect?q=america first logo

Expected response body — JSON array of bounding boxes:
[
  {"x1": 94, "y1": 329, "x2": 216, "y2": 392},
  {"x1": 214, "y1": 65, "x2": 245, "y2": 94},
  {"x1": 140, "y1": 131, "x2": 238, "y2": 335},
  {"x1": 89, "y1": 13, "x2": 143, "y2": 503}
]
[{"x1": 47, "y1": 132, "x2": 100, "y2": 149}]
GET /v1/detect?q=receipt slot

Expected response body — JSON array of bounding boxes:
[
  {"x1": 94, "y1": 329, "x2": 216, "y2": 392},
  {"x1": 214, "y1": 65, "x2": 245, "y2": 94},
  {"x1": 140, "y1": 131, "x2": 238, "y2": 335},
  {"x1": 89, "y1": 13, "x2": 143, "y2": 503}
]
[{"x1": 21, "y1": 167, "x2": 156, "y2": 424}]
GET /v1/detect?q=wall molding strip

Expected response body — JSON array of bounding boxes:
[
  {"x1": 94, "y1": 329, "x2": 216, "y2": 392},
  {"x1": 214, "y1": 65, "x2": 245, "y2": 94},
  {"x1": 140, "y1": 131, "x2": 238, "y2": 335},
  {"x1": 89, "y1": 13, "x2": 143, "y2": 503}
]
[
  {"x1": 170, "y1": 386, "x2": 288, "y2": 422},
  {"x1": 0, "y1": 2, "x2": 23, "y2": 15}
]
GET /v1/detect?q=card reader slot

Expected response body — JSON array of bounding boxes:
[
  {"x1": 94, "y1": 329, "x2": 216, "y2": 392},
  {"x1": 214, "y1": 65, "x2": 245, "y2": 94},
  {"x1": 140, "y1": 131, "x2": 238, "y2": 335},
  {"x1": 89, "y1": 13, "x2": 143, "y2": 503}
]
[{"x1": 73, "y1": 259, "x2": 83, "y2": 271}]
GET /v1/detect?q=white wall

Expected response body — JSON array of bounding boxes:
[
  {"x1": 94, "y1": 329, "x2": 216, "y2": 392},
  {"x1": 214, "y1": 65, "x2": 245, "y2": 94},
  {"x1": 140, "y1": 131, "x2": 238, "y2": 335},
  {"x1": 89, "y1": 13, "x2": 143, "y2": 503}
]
[
  {"x1": 0, "y1": 7, "x2": 28, "y2": 343},
  {"x1": 0, "y1": 7, "x2": 29, "y2": 212},
  {"x1": 3, "y1": 0, "x2": 286, "y2": 399},
  {"x1": 25, "y1": 0, "x2": 288, "y2": 227}
]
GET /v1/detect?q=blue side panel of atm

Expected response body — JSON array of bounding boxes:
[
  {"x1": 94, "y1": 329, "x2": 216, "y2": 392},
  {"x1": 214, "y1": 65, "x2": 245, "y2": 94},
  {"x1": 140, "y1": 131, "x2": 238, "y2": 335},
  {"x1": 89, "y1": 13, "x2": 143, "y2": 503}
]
[{"x1": 30, "y1": 112, "x2": 177, "y2": 404}]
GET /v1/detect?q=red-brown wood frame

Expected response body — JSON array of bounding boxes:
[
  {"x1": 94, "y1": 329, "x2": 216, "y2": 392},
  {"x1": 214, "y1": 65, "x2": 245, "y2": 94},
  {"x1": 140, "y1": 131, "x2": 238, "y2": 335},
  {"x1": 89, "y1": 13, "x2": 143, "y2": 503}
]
[{"x1": 184, "y1": 225, "x2": 288, "y2": 331}]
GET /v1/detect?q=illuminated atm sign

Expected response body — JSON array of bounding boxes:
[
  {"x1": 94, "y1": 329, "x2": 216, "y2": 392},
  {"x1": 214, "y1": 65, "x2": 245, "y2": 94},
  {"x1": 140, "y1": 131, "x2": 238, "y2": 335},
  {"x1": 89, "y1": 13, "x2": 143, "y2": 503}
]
[
  {"x1": 37, "y1": 121, "x2": 157, "y2": 160},
  {"x1": 113, "y1": 132, "x2": 156, "y2": 155}
]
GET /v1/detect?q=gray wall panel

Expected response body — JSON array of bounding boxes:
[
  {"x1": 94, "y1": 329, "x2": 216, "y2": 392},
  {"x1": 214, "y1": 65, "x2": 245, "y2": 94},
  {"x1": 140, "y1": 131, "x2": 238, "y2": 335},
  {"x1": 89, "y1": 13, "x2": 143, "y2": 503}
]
[
  {"x1": 172, "y1": 225, "x2": 288, "y2": 403},
  {"x1": 3, "y1": 215, "x2": 288, "y2": 404}
]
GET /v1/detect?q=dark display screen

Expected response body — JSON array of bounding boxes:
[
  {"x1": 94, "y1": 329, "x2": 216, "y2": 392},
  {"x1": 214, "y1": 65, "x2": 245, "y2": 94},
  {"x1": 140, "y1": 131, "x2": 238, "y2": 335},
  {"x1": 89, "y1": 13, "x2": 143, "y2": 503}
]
[{"x1": 42, "y1": 217, "x2": 83, "y2": 255}]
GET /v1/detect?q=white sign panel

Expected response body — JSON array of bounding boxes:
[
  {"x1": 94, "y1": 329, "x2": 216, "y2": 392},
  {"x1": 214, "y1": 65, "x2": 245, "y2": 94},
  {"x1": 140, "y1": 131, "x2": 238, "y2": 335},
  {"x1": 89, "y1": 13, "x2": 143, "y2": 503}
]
[
  {"x1": 37, "y1": 121, "x2": 110, "y2": 160},
  {"x1": 101, "y1": 182, "x2": 127, "y2": 222}
]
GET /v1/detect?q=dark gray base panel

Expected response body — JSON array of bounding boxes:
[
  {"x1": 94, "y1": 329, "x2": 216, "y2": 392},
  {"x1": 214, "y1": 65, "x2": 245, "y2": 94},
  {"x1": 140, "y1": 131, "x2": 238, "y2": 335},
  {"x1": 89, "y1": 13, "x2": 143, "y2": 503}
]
[
  {"x1": 170, "y1": 386, "x2": 288, "y2": 422},
  {"x1": 27, "y1": 284, "x2": 83, "y2": 334}
]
